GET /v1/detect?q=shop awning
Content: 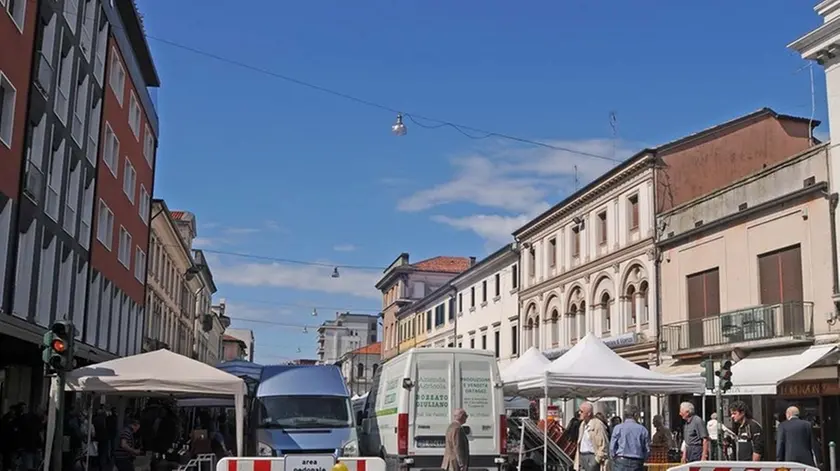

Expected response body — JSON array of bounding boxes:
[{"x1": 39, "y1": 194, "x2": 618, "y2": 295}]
[
  {"x1": 653, "y1": 359, "x2": 704, "y2": 378},
  {"x1": 726, "y1": 344, "x2": 838, "y2": 395}
]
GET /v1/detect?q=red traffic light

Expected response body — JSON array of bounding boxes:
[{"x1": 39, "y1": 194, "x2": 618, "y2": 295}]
[{"x1": 51, "y1": 338, "x2": 67, "y2": 353}]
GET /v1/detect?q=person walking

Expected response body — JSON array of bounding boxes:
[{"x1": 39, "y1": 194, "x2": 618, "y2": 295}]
[
  {"x1": 706, "y1": 413, "x2": 720, "y2": 460},
  {"x1": 776, "y1": 406, "x2": 819, "y2": 466},
  {"x1": 679, "y1": 402, "x2": 708, "y2": 463},
  {"x1": 441, "y1": 409, "x2": 469, "y2": 471},
  {"x1": 575, "y1": 402, "x2": 609, "y2": 471},
  {"x1": 729, "y1": 400, "x2": 763, "y2": 462},
  {"x1": 113, "y1": 419, "x2": 142, "y2": 471},
  {"x1": 609, "y1": 404, "x2": 650, "y2": 471}
]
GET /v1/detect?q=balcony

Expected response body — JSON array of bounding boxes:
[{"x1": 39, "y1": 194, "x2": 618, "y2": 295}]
[
  {"x1": 34, "y1": 52, "x2": 52, "y2": 99},
  {"x1": 661, "y1": 301, "x2": 814, "y2": 355}
]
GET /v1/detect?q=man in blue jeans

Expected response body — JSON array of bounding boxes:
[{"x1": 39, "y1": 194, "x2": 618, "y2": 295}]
[
  {"x1": 610, "y1": 404, "x2": 650, "y2": 471},
  {"x1": 114, "y1": 419, "x2": 142, "y2": 471}
]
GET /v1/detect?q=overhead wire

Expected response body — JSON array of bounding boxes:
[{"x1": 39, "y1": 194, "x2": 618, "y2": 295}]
[{"x1": 51, "y1": 2, "x2": 622, "y2": 163}]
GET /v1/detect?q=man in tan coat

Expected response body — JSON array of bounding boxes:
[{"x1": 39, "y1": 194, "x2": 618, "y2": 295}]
[
  {"x1": 442, "y1": 409, "x2": 470, "y2": 471},
  {"x1": 575, "y1": 402, "x2": 609, "y2": 471}
]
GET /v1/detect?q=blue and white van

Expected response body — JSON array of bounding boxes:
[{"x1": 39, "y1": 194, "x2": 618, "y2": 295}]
[{"x1": 252, "y1": 365, "x2": 359, "y2": 458}]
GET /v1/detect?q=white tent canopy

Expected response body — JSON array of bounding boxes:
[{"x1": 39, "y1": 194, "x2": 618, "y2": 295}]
[
  {"x1": 500, "y1": 346, "x2": 551, "y2": 395},
  {"x1": 516, "y1": 333, "x2": 706, "y2": 398},
  {"x1": 61, "y1": 349, "x2": 247, "y2": 456}
]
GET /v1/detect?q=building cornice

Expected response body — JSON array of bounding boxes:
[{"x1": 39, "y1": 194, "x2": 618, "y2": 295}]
[
  {"x1": 788, "y1": 17, "x2": 840, "y2": 61},
  {"x1": 451, "y1": 246, "x2": 517, "y2": 289},
  {"x1": 513, "y1": 156, "x2": 654, "y2": 240}
]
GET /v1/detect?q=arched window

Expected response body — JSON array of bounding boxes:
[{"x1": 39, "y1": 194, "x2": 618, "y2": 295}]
[
  {"x1": 639, "y1": 280, "x2": 650, "y2": 324},
  {"x1": 550, "y1": 309, "x2": 560, "y2": 347},
  {"x1": 569, "y1": 304, "x2": 578, "y2": 342},
  {"x1": 601, "y1": 292, "x2": 611, "y2": 333},
  {"x1": 534, "y1": 316, "x2": 541, "y2": 349},
  {"x1": 357, "y1": 363, "x2": 365, "y2": 377},
  {"x1": 626, "y1": 285, "x2": 637, "y2": 329}
]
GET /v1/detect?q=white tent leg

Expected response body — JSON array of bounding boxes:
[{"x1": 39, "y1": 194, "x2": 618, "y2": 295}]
[
  {"x1": 543, "y1": 372, "x2": 548, "y2": 471},
  {"x1": 43, "y1": 376, "x2": 59, "y2": 471},
  {"x1": 234, "y1": 392, "x2": 245, "y2": 456},
  {"x1": 518, "y1": 417, "x2": 525, "y2": 471}
]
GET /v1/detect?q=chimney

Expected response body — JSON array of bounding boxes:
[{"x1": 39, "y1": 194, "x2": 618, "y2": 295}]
[{"x1": 469, "y1": 256, "x2": 477, "y2": 266}]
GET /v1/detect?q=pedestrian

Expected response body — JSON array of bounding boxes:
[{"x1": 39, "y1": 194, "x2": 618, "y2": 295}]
[
  {"x1": 575, "y1": 402, "x2": 609, "y2": 471},
  {"x1": 706, "y1": 413, "x2": 720, "y2": 460},
  {"x1": 609, "y1": 404, "x2": 650, "y2": 471},
  {"x1": 679, "y1": 402, "x2": 708, "y2": 463},
  {"x1": 776, "y1": 406, "x2": 819, "y2": 466},
  {"x1": 729, "y1": 400, "x2": 763, "y2": 462},
  {"x1": 651, "y1": 415, "x2": 675, "y2": 450},
  {"x1": 441, "y1": 409, "x2": 469, "y2": 471},
  {"x1": 113, "y1": 418, "x2": 142, "y2": 471}
]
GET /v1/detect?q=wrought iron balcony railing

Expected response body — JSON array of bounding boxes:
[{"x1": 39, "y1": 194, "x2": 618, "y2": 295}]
[{"x1": 661, "y1": 301, "x2": 814, "y2": 354}]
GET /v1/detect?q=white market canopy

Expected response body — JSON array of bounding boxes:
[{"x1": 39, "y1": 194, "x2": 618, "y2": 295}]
[
  {"x1": 515, "y1": 333, "x2": 706, "y2": 398},
  {"x1": 61, "y1": 349, "x2": 246, "y2": 455},
  {"x1": 500, "y1": 346, "x2": 551, "y2": 395},
  {"x1": 66, "y1": 349, "x2": 247, "y2": 397}
]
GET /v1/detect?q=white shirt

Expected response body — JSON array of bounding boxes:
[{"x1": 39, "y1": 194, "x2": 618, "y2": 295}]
[
  {"x1": 579, "y1": 420, "x2": 595, "y2": 454},
  {"x1": 707, "y1": 419, "x2": 719, "y2": 440}
]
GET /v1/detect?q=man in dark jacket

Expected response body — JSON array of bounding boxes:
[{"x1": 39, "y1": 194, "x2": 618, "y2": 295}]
[
  {"x1": 729, "y1": 400, "x2": 763, "y2": 462},
  {"x1": 777, "y1": 406, "x2": 819, "y2": 466}
]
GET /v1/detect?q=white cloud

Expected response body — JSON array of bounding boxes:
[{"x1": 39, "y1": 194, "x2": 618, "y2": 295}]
[
  {"x1": 333, "y1": 244, "x2": 357, "y2": 252},
  {"x1": 193, "y1": 237, "x2": 218, "y2": 248},
  {"x1": 401, "y1": 139, "x2": 636, "y2": 242},
  {"x1": 209, "y1": 255, "x2": 380, "y2": 299}
]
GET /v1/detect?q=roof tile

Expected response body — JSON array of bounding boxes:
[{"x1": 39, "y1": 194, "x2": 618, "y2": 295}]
[
  {"x1": 351, "y1": 342, "x2": 381, "y2": 355},
  {"x1": 170, "y1": 211, "x2": 186, "y2": 220},
  {"x1": 412, "y1": 256, "x2": 472, "y2": 274}
]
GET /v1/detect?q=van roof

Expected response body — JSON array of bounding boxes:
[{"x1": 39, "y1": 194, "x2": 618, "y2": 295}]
[
  {"x1": 257, "y1": 365, "x2": 349, "y2": 397},
  {"x1": 400, "y1": 348, "x2": 497, "y2": 358}
]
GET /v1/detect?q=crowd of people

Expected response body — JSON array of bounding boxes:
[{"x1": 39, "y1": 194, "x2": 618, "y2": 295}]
[{"x1": 0, "y1": 398, "x2": 234, "y2": 471}]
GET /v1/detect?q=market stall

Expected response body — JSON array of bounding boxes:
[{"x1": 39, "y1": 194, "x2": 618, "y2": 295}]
[{"x1": 44, "y1": 349, "x2": 247, "y2": 468}]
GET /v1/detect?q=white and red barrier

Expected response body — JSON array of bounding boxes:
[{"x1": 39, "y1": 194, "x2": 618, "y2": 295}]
[
  {"x1": 666, "y1": 461, "x2": 821, "y2": 471},
  {"x1": 218, "y1": 457, "x2": 386, "y2": 471}
]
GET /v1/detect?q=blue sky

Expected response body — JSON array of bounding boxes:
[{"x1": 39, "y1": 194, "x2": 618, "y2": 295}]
[{"x1": 139, "y1": 0, "x2": 829, "y2": 364}]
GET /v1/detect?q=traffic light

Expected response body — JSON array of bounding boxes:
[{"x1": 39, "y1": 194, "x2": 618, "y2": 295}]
[
  {"x1": 701, "y1": 359, "x2": 715, "y2": 390},
  {"x1": 42, "y1": 321, "x2": 75, "y2": 374},
  {"x1": 716, "y1": 359, "x2": 733, "y2": 393}
]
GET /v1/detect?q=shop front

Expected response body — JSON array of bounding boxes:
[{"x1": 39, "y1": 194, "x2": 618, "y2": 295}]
[{"x1": 772, "y1": 379, "x2": 840, "y2": 464}]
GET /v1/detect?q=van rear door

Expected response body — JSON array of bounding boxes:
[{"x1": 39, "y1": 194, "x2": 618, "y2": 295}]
[
  {"x1": 457, "y1": 355, "x2": 499, "y2": 455},
  {"x1": 410, "y1": 352, "x2": 453, "y2": 453}
]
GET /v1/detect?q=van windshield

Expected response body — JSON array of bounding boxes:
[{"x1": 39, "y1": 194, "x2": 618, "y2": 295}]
[{"x1": 256, "y1": 395, "x2": 352, "y2": 429}]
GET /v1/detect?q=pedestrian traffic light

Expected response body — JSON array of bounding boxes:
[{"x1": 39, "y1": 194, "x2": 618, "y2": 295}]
[
  {"x1": 716, "y1": 359, "x2": 733, "y2": 393},
  {"x1": 42, "y1": 321, "x2": 75, "y2": 374},
  {"x1": 701, "y1": 359, "x2": 715, "y2": 390}
]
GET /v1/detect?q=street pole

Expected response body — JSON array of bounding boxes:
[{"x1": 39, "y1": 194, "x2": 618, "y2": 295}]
[
  {"x1": 715, "y1": 355, "x2": 724, "y2": 460},
  {"x1": 51, "y1": 372, "x2": 66, "y2": 471}
]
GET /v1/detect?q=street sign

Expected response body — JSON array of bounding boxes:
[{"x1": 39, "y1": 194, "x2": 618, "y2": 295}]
[
  {"x1": 284, "y1": 455, "x2": 335, "y2": 471},
  {"x1": 218, "y1": 457, "x2": 386, "y2": 471}
]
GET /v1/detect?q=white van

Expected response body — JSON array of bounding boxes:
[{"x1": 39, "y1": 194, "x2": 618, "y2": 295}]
[{"x1": 358, "y1": 348, "x2": 506, "y2": 470}]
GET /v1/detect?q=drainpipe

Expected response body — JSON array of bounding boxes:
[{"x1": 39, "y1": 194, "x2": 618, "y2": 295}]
[
  {"x1": 651, "y1": 157, "x2": 664, "y2": 368},
  {"x1": 828, "y1": 193, "x2": 840, "y2": 305}
]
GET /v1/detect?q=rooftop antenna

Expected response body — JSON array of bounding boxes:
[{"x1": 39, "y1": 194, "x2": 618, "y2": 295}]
[
  {"x1": 809, "y1": 64, "x2": 816, "y2": 143},
  {"x1": 609, "y1": 111, "x2": 618, "y2": 160}
]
